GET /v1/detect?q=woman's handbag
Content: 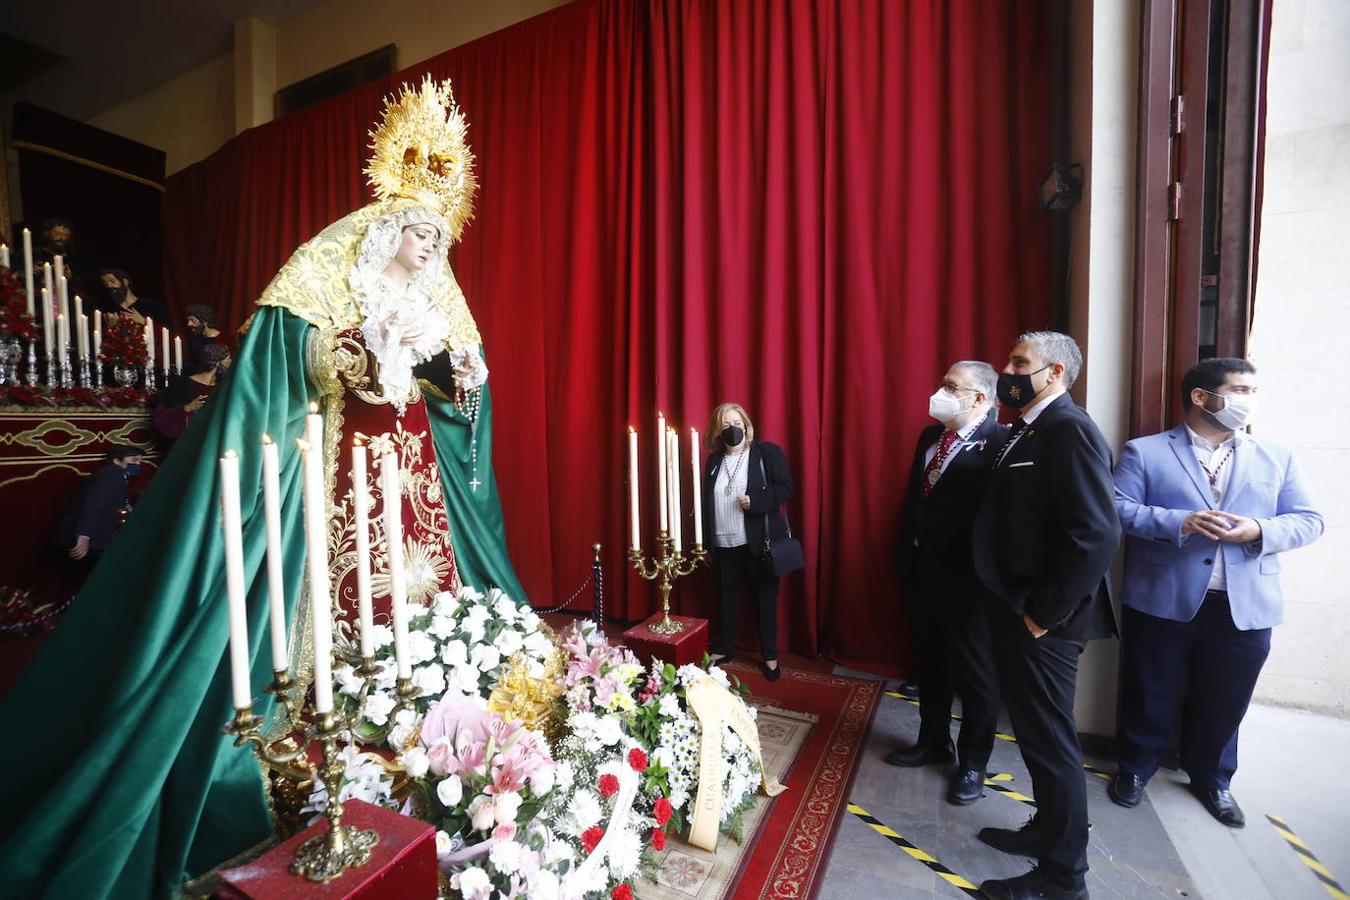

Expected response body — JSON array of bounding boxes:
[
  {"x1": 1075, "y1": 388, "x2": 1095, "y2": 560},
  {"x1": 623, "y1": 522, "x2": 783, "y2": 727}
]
[{"x1": 758, "y1": 458, "x2": 805, "y2": 576}]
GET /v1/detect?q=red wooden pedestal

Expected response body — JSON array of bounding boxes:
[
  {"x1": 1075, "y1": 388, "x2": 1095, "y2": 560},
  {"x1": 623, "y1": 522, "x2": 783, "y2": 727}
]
[
  {"x1": 622, "y1": 615, "x2": 709, "y2": 667},
  {"x1": 215, "y1": 800, "x2": 437, "y2": 899}
]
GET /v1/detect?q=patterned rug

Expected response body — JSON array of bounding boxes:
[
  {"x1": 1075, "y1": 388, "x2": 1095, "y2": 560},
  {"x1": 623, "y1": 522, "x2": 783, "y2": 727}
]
[{"x1": 643, "y1": 664, "x2": 882, "y2": 900}]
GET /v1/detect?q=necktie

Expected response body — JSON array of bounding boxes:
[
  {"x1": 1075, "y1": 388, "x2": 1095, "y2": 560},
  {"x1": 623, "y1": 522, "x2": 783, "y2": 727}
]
[
  {"x1": 922, "y1": 429, "x2": 963, "y2": 496},
  {"x1": 993, "y1": 419, "x2": 1027, "y2": 468}
]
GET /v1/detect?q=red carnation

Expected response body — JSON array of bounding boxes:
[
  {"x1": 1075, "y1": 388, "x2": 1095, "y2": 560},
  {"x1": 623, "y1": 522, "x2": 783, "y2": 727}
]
[
  {"x1": 598, "y1": 773, "x2": 620, "y2": 798},
  {"x1": 653, "y1": 797, "x2": 673, "y2": 826},
  {"x1": 582, "y1": 825, "x2": 605, "y2": 854},
  {"x1": 612, "y1": 885, "x2": 633, "y2": 900},
  {"x1": 651, "y1": 828, "x2": 667, "y2": 851},
  {"x1": 628, "y1": 747, "x2": 649, "y2": 772}
]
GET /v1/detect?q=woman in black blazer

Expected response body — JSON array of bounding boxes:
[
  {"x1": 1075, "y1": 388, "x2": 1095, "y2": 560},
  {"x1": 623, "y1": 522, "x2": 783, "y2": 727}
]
[{"x1": 701, "y1": 402, "x2": 794, "y2": 680}]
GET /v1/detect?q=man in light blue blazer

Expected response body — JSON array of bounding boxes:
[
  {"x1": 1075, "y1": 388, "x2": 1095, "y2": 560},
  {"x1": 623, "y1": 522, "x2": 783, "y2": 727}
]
[{"x1": 1110, "y1": 358, "x2": 1323, "y2": 827}]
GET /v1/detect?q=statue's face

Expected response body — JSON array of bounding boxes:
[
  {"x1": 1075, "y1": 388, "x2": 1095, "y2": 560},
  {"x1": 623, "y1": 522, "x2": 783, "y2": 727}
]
[{"x1": 394, "y1": 224, "x2": 439, "y2": 273}]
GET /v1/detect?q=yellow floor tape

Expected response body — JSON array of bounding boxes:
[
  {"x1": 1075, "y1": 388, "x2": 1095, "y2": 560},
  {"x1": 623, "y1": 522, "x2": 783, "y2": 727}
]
[
  {"x1": 1266, "y1": 815, "x2": 1349, "y2": 900},
  {"x1": 847, "y1": 802, "x2": 985, "y2": 898}
]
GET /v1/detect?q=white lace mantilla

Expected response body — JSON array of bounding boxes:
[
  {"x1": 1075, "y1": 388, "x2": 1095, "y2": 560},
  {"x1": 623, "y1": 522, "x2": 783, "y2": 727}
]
[{"x1": 350, "y1": 207, "x2": 455, "y2": 413}]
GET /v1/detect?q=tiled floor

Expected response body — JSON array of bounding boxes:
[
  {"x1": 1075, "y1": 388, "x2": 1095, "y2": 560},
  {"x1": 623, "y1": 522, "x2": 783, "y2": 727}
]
[{"x1": 814, "y1": 667, "x2": 1350, "y2": 900}]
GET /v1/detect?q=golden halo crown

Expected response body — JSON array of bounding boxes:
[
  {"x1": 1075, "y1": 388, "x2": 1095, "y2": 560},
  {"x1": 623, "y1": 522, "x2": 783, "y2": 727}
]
[{"x1": 364, "y1": 75, "x2": 477, "y2": 241}]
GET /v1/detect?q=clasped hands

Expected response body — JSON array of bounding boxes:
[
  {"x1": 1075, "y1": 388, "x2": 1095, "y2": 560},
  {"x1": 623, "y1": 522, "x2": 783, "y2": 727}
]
[{"x1": 1182, "y1": 510, "x2": 1262, "y2": 544}]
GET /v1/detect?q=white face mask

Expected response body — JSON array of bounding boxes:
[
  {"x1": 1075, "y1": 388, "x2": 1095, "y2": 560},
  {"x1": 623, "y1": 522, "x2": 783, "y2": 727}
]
[
  {"x1": 1206, "y1": 390, "x2": 1258, "y2": 430},
  {"x1": 928, "y1": 388, "x2": 970, "y2": 423}
]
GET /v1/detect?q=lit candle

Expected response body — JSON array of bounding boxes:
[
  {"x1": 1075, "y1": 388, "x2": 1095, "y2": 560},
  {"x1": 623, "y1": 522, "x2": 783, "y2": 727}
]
[
  {"x1": 261, "y1": 436, "x2": 288, "y2": 673},
  {"x1": 76, "y1": 313, "x2": 88, "y2": 360},
  {"x1": 381, "y1": 451, "x2": 411, "y2": 680},
  {"x1": 40, "y1": 288, "x2": 52, "y2": 356},
  {"x1": 145, "y1": 317, "x2": 155, "y2": 368},
  {"x1": 42, "y1": 262, "x2": 53, "y2": 308},
  {"x1": 0, "y1": 244, "x2": 8, "y2": 268},
  {"x1": 352, "y1": 438, "x2": 374, "y2": 659},
  {"x1": 301, "y1": 408, "x2": 333, "y2": 714},
  {"x1": 627, "y1": 427, "x2": 641, "y2": 550},
  {"x1": 22, "y1": 230, "x2": 34, "y2": 317},
  {"x1": 219, "y1": 451, "x2": 252, "y2": 710},
  {"x1": 668, "y1": 428, "x2": 682, "y2": 553},
  {"x1": 657, "y1": 412, "x2": 668, "y2": 534},
  {"x1": 174, "y1": 335, "x2": 183, "y2": 373},
  {"x1": 56, "y1": 312, "x2": 67, "y2": 357},
  {"x1": 56, "y1": 270, "x2": 69, "y2": 328},
  {"x1": 160, "y1": 327, "x2": 170, "y2": 375},
  {"x1": 690, "y1": 427, "x2": 703, "y2": 547},
  {"x1": 93, "y1": 310, "x2": 102, "y2": 359}
]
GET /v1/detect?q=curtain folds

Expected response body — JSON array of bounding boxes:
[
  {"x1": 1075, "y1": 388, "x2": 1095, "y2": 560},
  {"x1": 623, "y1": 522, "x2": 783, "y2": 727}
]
[{"x1": 164, "y1": 0, "x2": 1051, "y2": 676}]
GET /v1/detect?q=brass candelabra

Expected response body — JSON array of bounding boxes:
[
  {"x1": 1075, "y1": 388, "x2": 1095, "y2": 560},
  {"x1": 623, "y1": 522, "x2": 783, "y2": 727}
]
[
  {"x1": 629, "y1": 531, "x2": 706, "y2": 635},
  {"x1": 223, "y1": 657, "x2": 419, "y2": 882}
]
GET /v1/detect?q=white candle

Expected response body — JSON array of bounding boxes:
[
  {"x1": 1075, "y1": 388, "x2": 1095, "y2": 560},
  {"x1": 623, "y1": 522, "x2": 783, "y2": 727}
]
[
  {"x1": 161, "y1": 327, "x2": 170, "y2": 375},
  {"x1": 627, "y1": 427, "x2": 641, "y2": 550},
  {"x1": 93, "y1": 310, "x2": 102, "y2": 359},
  {"x1": 690, "y1": 428, "x2": 703, "y2": 547},
  {"x1": 657, "y1": 412, "x2": 668, "y2": 534},
  {"x1": 301, "y1": 409, "x2": 333, "y2": 714},
  {"x1": 668, "y1": 429, "x2": 682, "y2": 553},
  {"x1": 1, "y1": 244, "x2": 8, "y2": 268},
  {"x1": 381, "y1": 452, "x2": 411, "y2": 680},
  {"x1": 261, "y1": 436, "x2": 288, "y2": 673},
  {"x1": 40, "y1": 289, "x2": 52, "y2": 356},
  {"x1": 219, "y1": 451, "x2": 252, "y2": 710},
  {"x1": 56, "y1": 312, "x2": 67, "y2": 357},
  {"x1": 174, "y1": 335, "x2": 183, "y2": 373},
  {"x1": 76, "y1": 313, "x2": 88, "y2": 360},
  {"x1": 56, "y1": 271, "x2": 69, "y2": 328},
  {"x1": 352, "y1": 439, "x2": 374, "y2": 659},
  {"x1": 42, "y1": 262, "x2": 53, "y2": 309},
  {"x1": 74, "y1": 294, "x2": 83, "y2": 326},
  {"x1": 22, "y1": 230, "x2": 34, "y2": 317},
  {"x1": 145, "y1": 317, "x2": 155, "y2": 367}
]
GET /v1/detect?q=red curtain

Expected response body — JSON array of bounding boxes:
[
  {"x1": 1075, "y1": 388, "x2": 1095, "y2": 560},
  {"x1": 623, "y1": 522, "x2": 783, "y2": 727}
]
[{"x1": 163, "y1": 0, "x2": 1051, "y2": 676}]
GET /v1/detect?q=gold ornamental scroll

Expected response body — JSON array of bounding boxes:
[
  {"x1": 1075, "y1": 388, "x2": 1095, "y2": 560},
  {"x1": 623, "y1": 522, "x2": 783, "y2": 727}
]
[{"x1": 685, "y1": 675, "x2": 787, "y2": 852}]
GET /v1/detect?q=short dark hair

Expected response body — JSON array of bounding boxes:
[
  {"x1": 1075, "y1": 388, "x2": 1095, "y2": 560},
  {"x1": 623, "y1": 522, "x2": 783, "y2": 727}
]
[
  {"x1": 184, "y1": 304, "x2": 217, "y2": 327},
  {"x1": 41, "y1": 217, "x2": 73, "y2": 235},
  {"x1": 100, "y1": 268, "x2": 130, "y2": 286},
  {"x1": 1181, "y1": 357, "x2": 1256, "y2": 408},
  {"x1": 104, "y1": 444, "x2": 141, "y2": 463},
  {"x1": 200, "y1": 343, "x2": 231, "y2": 369}
]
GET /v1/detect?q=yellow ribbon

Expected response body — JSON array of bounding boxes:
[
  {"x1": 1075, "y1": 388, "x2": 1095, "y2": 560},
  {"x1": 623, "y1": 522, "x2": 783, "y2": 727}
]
[{"x1": 684, "y1": 675, "x2": 787, "y2": 852}]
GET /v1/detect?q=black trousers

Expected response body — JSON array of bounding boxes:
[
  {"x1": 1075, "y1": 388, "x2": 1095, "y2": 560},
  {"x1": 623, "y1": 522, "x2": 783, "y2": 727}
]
[
  {"x1": 988, "y1": 599, "x2": 1089, "y2": 886},
  {"x1": 712, "y1": 544, "x2": 779, "y2": 660},
  {"x1": 1117, "y1": 590, "x2": 1271, "y2": 790},
  {"x1": 908, "y1": 571, "x2": 1000, "y2": 768}
]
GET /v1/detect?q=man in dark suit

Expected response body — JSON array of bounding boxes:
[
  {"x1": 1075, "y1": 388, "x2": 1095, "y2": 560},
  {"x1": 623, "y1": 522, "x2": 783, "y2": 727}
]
[
  {"x1": 887, "y1": 361, "x2": 1008, "y2": 806},
  {"x1": 972, "y1": 332, "x2": 1120, "y2": 900},
  {"x1": 53, "y1": 445, "x2": 143, "y2": 561}
]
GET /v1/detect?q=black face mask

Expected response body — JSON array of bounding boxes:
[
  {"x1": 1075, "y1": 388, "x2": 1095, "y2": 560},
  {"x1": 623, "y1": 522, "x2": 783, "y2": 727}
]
[
  {"x1": 721, "y1": 425, "x2": 745, "y2": 447},
  {"x1": 996, "y1": 365, "x2": 1052, "y2": 408},
  {"x1": 109, "y1": 284, "x2": 128, "y2": 302},
  {"x1": 47, "y1": 239, "x2": 70, "y2": 254}
]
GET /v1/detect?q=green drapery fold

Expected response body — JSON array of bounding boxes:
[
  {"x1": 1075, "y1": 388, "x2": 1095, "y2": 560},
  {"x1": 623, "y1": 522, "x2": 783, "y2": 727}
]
[
  {"x1": 425, "y1": 358, "x2": 526, "y2": 603},
  {"x1": 0, "y1": 308, "x2": 314, "y2": 899}
]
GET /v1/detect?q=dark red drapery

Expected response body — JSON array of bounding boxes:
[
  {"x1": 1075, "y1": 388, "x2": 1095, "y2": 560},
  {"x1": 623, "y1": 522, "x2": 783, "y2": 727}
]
[{"x1": 163, "y1": 0, "x2": 1052, "y2": 676}]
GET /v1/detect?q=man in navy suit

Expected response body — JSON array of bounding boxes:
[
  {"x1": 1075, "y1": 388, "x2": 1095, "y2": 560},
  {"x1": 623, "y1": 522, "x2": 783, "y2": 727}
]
[
  {"x1": 972, "y1": 332, "x2": 1119, "y2": 900},
  {"x1": 1110, "y1": 358, "x2": 1323, "y2": 826},
  {"x1": 888, "y1": 361, "x2": 1008, "y2": 806}
]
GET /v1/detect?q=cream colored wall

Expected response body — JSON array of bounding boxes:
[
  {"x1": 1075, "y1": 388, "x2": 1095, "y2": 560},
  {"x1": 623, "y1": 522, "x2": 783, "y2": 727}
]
[
  {"x1": 88, "y1": 54, "x2": 235, "y2": 177},
  {"x1": 85, "y1": 0, "x2": 569, "y2": 175},
  {"x1": 1249, "y1": 0, "x2": 1350, "y2": 717},
  {"x1": 1067, "y1": 0, "x2": 1138, "y2": 737}
]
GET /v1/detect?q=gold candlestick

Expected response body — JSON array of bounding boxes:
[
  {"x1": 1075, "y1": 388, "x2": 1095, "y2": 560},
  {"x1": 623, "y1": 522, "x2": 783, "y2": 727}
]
[
  {"x1": 223, "y1": 658, "x2": 421, "y2": 882},
  {"x1": 629, "y1": 530, "x2": 706, "y2": 635}
]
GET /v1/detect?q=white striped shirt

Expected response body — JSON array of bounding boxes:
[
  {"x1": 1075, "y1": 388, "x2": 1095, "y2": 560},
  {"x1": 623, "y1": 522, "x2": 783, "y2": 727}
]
[{"x1": 713, "y1": 450, "x2": 751, "y2": 548}]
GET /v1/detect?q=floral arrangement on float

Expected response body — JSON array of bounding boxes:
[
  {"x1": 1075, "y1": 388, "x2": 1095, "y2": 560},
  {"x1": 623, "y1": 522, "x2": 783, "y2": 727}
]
[
  {"x1": 307, "y1": 586, "x2": 772, "y2": 899},
  {"x1": 0, "y1": 267, "x2": 38, "y2": 343}
]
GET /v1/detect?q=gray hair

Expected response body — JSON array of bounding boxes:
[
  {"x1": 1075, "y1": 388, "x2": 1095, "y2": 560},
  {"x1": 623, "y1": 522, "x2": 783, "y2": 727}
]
[
  {"x1": 1017, "y1": 330, "x2": 1082, "y2": 389},
  {"x1": 951, "y1": 360, "x2": 998, "y2": 407}
]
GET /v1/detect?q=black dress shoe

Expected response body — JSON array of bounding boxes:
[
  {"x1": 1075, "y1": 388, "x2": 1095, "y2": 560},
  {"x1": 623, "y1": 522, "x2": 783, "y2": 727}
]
[
  {"x1": 980, "y1": 867, "x2": 1088, "y2": 900},
  {"x1": 1193, "y1": 785, "x2": 1245, "y2": 827},
  {"x1": 946, "y1": 767, "x2": 985, "y2": 805},
  {"x1": 1108, "y1": 772, "x2": 1146, "y2": 808},
  {"x1": 977, "y1": 821, "x2": 1044, "y2": 857},
  {"x1": 883, "y1": 738, "x2": 956, "y2": 768},
  {"x1": 763, "y1": 662, "x2": 781, "y2": 681}
]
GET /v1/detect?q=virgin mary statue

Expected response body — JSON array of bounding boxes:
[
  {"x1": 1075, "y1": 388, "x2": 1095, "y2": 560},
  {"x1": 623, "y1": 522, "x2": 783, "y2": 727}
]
[{"x1": 0, "y1": 77, "x2": 524, "y2": 898}]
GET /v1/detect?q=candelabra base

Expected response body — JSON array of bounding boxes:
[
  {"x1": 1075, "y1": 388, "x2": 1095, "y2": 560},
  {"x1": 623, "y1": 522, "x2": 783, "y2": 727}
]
[
  {"x1": 289, "y1": 825, "x2": 380, "y2": 883},
  {"x1": 647, "y1": 614, "x2": 686, "y2": 636}
]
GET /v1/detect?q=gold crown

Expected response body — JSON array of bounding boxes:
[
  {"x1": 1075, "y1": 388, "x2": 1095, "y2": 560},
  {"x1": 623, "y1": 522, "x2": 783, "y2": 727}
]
[{"x1": 365, "y1": 76, "x2": 477, "y2": 241}]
